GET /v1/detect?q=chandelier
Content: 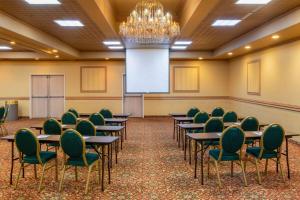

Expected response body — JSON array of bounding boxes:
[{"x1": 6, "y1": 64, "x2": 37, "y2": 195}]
[{"x1": 119, "y1": 0, "x2": 180, "y2": 44}]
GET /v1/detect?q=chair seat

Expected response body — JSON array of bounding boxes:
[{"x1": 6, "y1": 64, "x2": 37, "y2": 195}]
[
  {"x1": 246, "y1": 147, "x2": 278, "y2": 159},
  {"x1": 209, "y1": 149, "x2": 240, "y2": 161},
  {"x1": 96, "y1": 131, "x2": 107, "y2": 136},
  {"x1": 48, "y1": 142, "x2": 60, "y2": 147},
  {"x1": 67, "y1": 153, "x2": 99, "y2": 166},
  {"x1": 24, "y1": 151, "x2": 57, "y2": 164},
  {"x1": 245, "y1": 139, "x2": 255, "y2": 145},
  {"x1": 198, "y1": 140, "x2": 219, "y2": 146}
]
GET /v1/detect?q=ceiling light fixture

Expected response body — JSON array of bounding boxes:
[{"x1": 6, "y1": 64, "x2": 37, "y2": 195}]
[
  {"x1": 171, "y1": 46, "x2": 187, "y2": 50},
  {"x1": 212, "y1": 20, "x2": 241, "y2": 26},
  {"x1": 174, "y1": 41, "x2": 192, "y2": 45},
  {"x1": 245, "y1": 45, "x2": 251, "y2": 49},
  {"x1": 55, "y1": 55, "x2": 60, "y2": 58},
  {"x1": 105, "y1": 58, "x2": 110, "y2": 60},
  {"x1": 198, "y1": 57, "x2": 203, "y2": 60},
  {"x1": 0, "y1": 46, "x2": 12, "y2": 50},
  {"x1": 54, "y1": 20, "x2": 84, "y2": 27},
  {"x1": 103, "y1": 41, "x2": 121, "y2": 45},
  {"x1": 272, "y1": 35, "x2": 280, "y2": 39},
  {"x1": 10, "y1": 41, "x2": 16, "y2": 45},
  {"x1": 228, "y1": 52, "x2": 233, "y2": 56},
  {"x1": 52, "y1": 49, "x2": 58, "y2": 53},
  {"x1": 236, "y1": 0, "x2": 272, "y2": 4},
  {"x1": 108, "y1": 46, "x2": 124, "y2": 50},
  {"x1": 24, "y1": 0, "x2": 61, "y2": 4},
  {"x1": 119, "y1": 0, "x2": 180, "y2": 44}
]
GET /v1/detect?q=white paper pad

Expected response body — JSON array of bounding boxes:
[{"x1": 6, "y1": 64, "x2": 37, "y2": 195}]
[
  {"x1": 37, "y1": 135, "x2": 49, "y2": 139},
  {"x1": 254, "y1": 131, "x2": 263, "y2": 136},
  {"x1": 217, "y1": 133, "x2": 222, "y2": 136},
  {"x1": 234, "y1": 122, "x2": 241, "y2": 125},
  {"x1": 83, "y1": 136, "x2": 90, "y2": 140}
]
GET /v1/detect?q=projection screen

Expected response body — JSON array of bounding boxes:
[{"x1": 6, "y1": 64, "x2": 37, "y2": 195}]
[{"x1": 126, "y1": 49, "x2": 169, "y2": 93}]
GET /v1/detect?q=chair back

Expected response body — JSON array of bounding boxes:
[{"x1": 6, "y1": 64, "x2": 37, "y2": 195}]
[
  {"x1": 211, "y1": 107, "x2": 225, "y2": 117},
  {"x1": 61, "y1": 112, "x2": 77, "y2": 125},
  {"x1": 89, "y1": 113, "x2": 105, "y2": 126},
  {"x1": 99, "y1": 108, "x2": 113, "y2": 118},
  {"x1": 261, "y1": 124, "x2": 285, "y2": 153},
  {"x1": 220, "y1": 126, "x2": 245, "y2": 156},
  {"x1": 68, "y1": 108, "x2": 79, "y2": 118},
  {"x1": 43, "y1": 118, "x2": 62, "y2": 135},
  {"x1": 204, "y1": 118, "x2": 224, "y2": 133},
  {"x1": 222, "y1": 111, "x2": 238, "y2": 123},
  {"x1": 240, "y1": 116, "x2": 259, "y2": 131},
  {"x1": 187, "y1": 107, "x2": 200, "y2": 117},
  {"x1": 0, "y1": 106, "x2": 4, "y2": 120},
  {"x1": 76, "y1": 120, "x2": 96, "y2": 136},
  {"x1": 15, "y1": 128, "x2": 41, "y2": 163},
  {"x1": 193, "y1": 112, "x2": 209, "y2": 124},
  {"x1": 60, "y1": 129, "x2": 88, "y2": 166},
  {"x1": 3, "y1": 105, "x2": 9, "y2": 120}
]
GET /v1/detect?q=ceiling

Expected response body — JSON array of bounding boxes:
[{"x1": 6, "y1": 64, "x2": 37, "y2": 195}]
[{"x1": 0, "y1": 0, "x2": 299, "y2": 60}]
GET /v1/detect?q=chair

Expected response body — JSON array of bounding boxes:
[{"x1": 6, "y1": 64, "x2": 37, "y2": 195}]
[
  {"x1": 222, "y1": 111, "x2": 238, "y2": 123},
  {"x1": 99, "y1": 108, "x2": 113, "y2": 119},
  {"x1": 0, "y1": 106, "x2": 9, "y2": 135},
  {"x1": 59, "y1": 129, "x2": 101, "y2": 194},
  {"x1": 76, "y1": 120, "x2": 96, "y2": 136},
  {"x1": 211, "y1": 107, "x2": 225, "y2": 117},
  {"x1": 203, "y1": 118, "x2": 224, "y2": 146},
  {"x1": 68, "y1": 108, "x2": 79, "y2": 118},
  {"x1": 245, "y1": 124, "x2": 285, "y2": 184},
  {"x1": 61, "y1": 112, "x2": 77, "y2": 125},
  {"x1": 208, "y1": 126, "x2": 247, "y2": 187},
  {"x1": 43, "y1": 118, "x2": 62, "y2": 150},
  {"x1": 89, "y1": 113, "x2": 107, "y2": 136},
  {"x1": 187, "y1": 107, "x2": 200, "y2": 117},
  {"x1": 14, "y1": 128, "x2": 58, "y2": 191},
  {"x1": 191, "y1": 112, "x2": 209, "y2": 133},
  {"x1": 240, "y1": 117, "x2": 259, "y2": 145}
]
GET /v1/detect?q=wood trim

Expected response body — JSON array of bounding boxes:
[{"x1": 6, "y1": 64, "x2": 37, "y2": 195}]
[
  {"x1": 0, "y1": 97, "x2": 29, "y2": 100},
  {"x1": 247, "y1": 59, "x2": 261, "y2": 96},
  {"x1": 173, "y1": 66, "x2": 200, "y2": 93},
  {"x1": 80, "y1": 66, "x2": 107, "y2": 93},
  {"x1": 144, "y1": 96, "x2": 228, "y2": 100},
  {"x1": 230, "y1": 96, "x2": 300, "y2": 112},
  {"x1": 66, "y1": 96, "x2": 122, "y2": 100}
]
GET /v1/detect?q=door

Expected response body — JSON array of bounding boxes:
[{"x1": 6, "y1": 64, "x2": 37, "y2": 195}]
[
  {"x1": 31, "y1": 75, "x2": 65, "y2": 118},
  {"x1": 123, "y1": 74, "x2": 144, "y2": 117}
]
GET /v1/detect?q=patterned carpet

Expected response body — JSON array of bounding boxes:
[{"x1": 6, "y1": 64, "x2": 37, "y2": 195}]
[{"x1": 0, "y1": 117, "x2": 300, "y2": 199}]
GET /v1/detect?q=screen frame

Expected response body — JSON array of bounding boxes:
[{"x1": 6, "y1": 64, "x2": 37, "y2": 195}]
[{"x1": 125, "y1": 48, "x2": 170, "y2": 94}]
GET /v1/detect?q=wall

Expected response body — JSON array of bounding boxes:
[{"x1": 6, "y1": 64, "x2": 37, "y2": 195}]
[
  {"x1": 0, "y1": 60, "x2": 229, "y2": 117},
  {"x1": 228, "y1": 40, "x2": 300, "y2": 141}
]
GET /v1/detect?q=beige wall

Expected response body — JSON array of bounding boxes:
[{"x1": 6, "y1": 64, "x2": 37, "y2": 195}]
[
  {"x1": 0, "y1": 60, "x2": 229, "y2": 116},
  {"x1": 229, "y1": 40, "x2": 300, "y2": 141}
]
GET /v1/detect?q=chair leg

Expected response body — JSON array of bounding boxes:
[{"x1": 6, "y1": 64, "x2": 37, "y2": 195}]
[
  {"x1": 244, "y1": 154, "x2": 248, "y2": 172},
  {"x1": 34, "y1": 164, "x2": 37, "y2": 179},
  {"x1": 214, "y1": 160, "x2": 222, "y2": 187},
  {"x1": 98, "y1": 160, "x2": 101, "y2": 184},
  {"x1": 59, "y1": 165, "x2": 66, "y2": 192},
  {"x1": 278, "y1": 158, "x2": 285, "y2": 182},
  {"x1": 240, "y1": 160, "x2": 248, "y2": 186},
  {"x1": 254, "y1": 158, "x2": 262, "y2": 184},
  {"x1": 75, "y1": 166, "x2": 78, "y2": 181},
  {"x1": 15, "y1": 164, "x2": 23, "y2": 189},
  {"x1": 265, "y1": 159, "x2": 268, "y2": 175},
  {"x1": 207, "y1": 156, "x2": 210, "y2": 178},
  {"x1": 85, "y1": 166, "x2": 93, "y2": 194},
  {"x1": 55, "y1": 158, "x2": 58, "y2": 182},
  {"x1": 38, "y1": 164, "x2": 47, "y2": 192},
  {"x1": 231, "y1": 161, "x2": 234, "y2": 177}
]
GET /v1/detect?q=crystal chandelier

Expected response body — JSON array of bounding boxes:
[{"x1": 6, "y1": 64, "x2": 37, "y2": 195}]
[{"x1": 119, "y1": 0, "x2": 180, "y2": 44}]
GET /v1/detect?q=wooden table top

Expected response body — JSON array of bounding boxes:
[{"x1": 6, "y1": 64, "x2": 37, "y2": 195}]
[
  {"x1": 178, "y1": 122, "x2": 242, "y2": 129},
  {"x1": 31, "y1": 124, "x2": 124, "y2": 132},
  {"x1": 174, "y1": 117, "x2": 194, "y2": 121}
]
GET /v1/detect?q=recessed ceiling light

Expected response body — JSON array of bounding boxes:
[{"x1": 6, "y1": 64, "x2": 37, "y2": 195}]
[
  {"x1": 228, "y1": 52, "x2": 233, "y2": 56},
  {"x1": 54, "y1": 20, "x2": 84, "y2": 27},
  {"x1": 24, "y1": 0, "x2": 61, "y2": 4},
  {"x1": 105, "y1": 58, "x2": 110, "y2": 60},
  {"x1": 245, "y1": 45, "x2": 251, "y2": 49},
  {"x1": 35, "y1": 58, "x2": 39, "y2": 60},
  {"x1": 236, "y1": 0, "x2": 272, "y2": 4},
  {"x1": 174, "y1": 41, "x2": 192, "y2": 45},
  {"x1": 52, "y1": 49, "x2": 58, "y2": 53},
  {"x1": 272, "y1": 35, "x2": 280, "y2": 39},
  {"x1": 212, "y1": 20, "x2": 241, "y2": 26},
  {"x1": 10, "y1": 41, "x2": 16, "y2": 45},
  {"x1": 55, "y1": 55, "x2": 60, "y2": 58},
  {"x1": 0, "y1": 46, "x2": 12, "y2": 50},
  {"x1": 171, "y1": 46, "x2": 187, "y2": 50},
  {"x1": 108, "y1": 46, "x2": 124, "y2": 50},
  {"x1": 103, "y1": 41, "x2": 121, "y2": 45},
  {"x1": 198, "y1": 57, "x2": 203, "y2": 60}
]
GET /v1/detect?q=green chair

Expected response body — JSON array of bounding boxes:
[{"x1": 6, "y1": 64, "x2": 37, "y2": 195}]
[
  {"x1": 43, "y1": 118, "x2": 62, "y2": 150},
  {"x1": 187, "y1": 107, "x2": 200, "y2": 117},
  {"x1": 203, "y1": 118, "x2": 224, "y2": 146},
  {"x1": 15, "y1": 128, "x2": 58, "y2": 191},
  {"x1": 68, "y1": 108, "x2": 79, "y2": 118},
  {"x1": 76, "y1": 120, "x2": 96, "y2": 136},
  {"x1": 61, "y1": 112, "x2": 77, "y2": 125},
  {"x1": 0, "y1": 106, "x2": 9, "y2": 135},
  {"x1": 191, "y1": 112, "x2": 209, "y2": 133},
  {"x1": 59, "y1": 129, "x2": 101, "y2": 194},
  {"x1": 211, "y1": 107, "x2": 225, "y2": 117},
  {"x1": 222, "y1": 111, "x2": 238, "y2": 122},
  {"x1": 99, "y1": 108, "x2": 113, "y2": 119},
  {"x1": 245, "y1": 124, "x2": 285, "y2": 184},
  {"x1": 241, "y1": 117, "x2": 259, "y2": 145},
  {"x1": 208, "y1": 126, "x2": 247, "y2": 187},
  {"x1": 89, "y1": 113, "x2": 107, "y2": 136}
]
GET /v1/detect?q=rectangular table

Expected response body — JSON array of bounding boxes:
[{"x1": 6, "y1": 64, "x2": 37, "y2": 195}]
[
  {"x1": 187, "y1": 131, "x2": 300, "y2": 185},
  {"x1": 1, "y1": 135, "x2": 119, "y2": 191}
]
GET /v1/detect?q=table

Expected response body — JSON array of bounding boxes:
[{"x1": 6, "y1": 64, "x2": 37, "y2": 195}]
[
  {"x1": 1, "y1": 135, "x2": 118, "y2": 191},
  {"x1": 113, "y1": 113, "x2": 131, "y2": 118},
  {"x1": 173, "y1": 117, "x2": 194, "y2": 146},
  {"x1": 104, "y1": 118, "x2": 128, "y2": 142},
  {"x1": 187, "y1": 131, "x2": 300, "y2": 185},
  {"x1": 169, "y1": 113, "x2": 187, "y2": 140}
]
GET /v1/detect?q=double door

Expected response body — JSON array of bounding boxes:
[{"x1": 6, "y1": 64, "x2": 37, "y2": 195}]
[{"x1": 31, "y1": 75, "x2": 65, "y2": 118}]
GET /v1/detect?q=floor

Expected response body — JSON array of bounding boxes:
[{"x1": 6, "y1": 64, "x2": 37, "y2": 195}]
[{"x1": 0, "y1": 117, "x2": 300, "y2": 199}]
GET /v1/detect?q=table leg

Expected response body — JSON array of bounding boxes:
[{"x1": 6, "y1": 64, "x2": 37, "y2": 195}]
[
  {"x1": 110, "y1": 144, "x2": 113, "y2": 168},
  {"x1": 173, "y1": 119, "x2": 175, "y2": 139},
  {"x1": 107, "y1": 145, "x2": 111, "y2": 184},
  {"x1": 178, "y1": 126, "x2": 181, "y2": 148},
  {"x1": 115, "y1": 140, "x2": 118, "y2": 164},
  {"x1": 101, "y1": 145, "x2": 105, "y2": 191},
  {"x1": 10, "y1": 142, "x2": 14, "y2": 185},
  {"x1": 286, "y1": 137, "x2": 290, "y2": 179},
  {"x1": 176, "y1": 121, "x2": 178, "y2": 142},
  {"x1": 189, "y1": 139, "x2": 192, "y2": 165},
  {"x1": 125, "y1": 121, "x2": 127, "y2": 140},
  {"x1": 120, "y1": 130, "x2": 123, "y2": 150},
  {"x1": 200, "y1": 141, "x2": 204, "y2": 185},
  {"x1": 182, "y1": 128, "x2": 185, "y2": 151},
  {"x1": 194, "y1": 140, "x2": 197, "y2": 179},
  {"x1": 184, "y1": 130, "x2": 187, "y2": 160}
]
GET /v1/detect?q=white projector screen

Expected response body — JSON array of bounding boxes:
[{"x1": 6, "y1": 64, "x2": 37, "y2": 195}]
[{"x1": 126, "y1": 49, "x2": 169, "y2": 93}]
